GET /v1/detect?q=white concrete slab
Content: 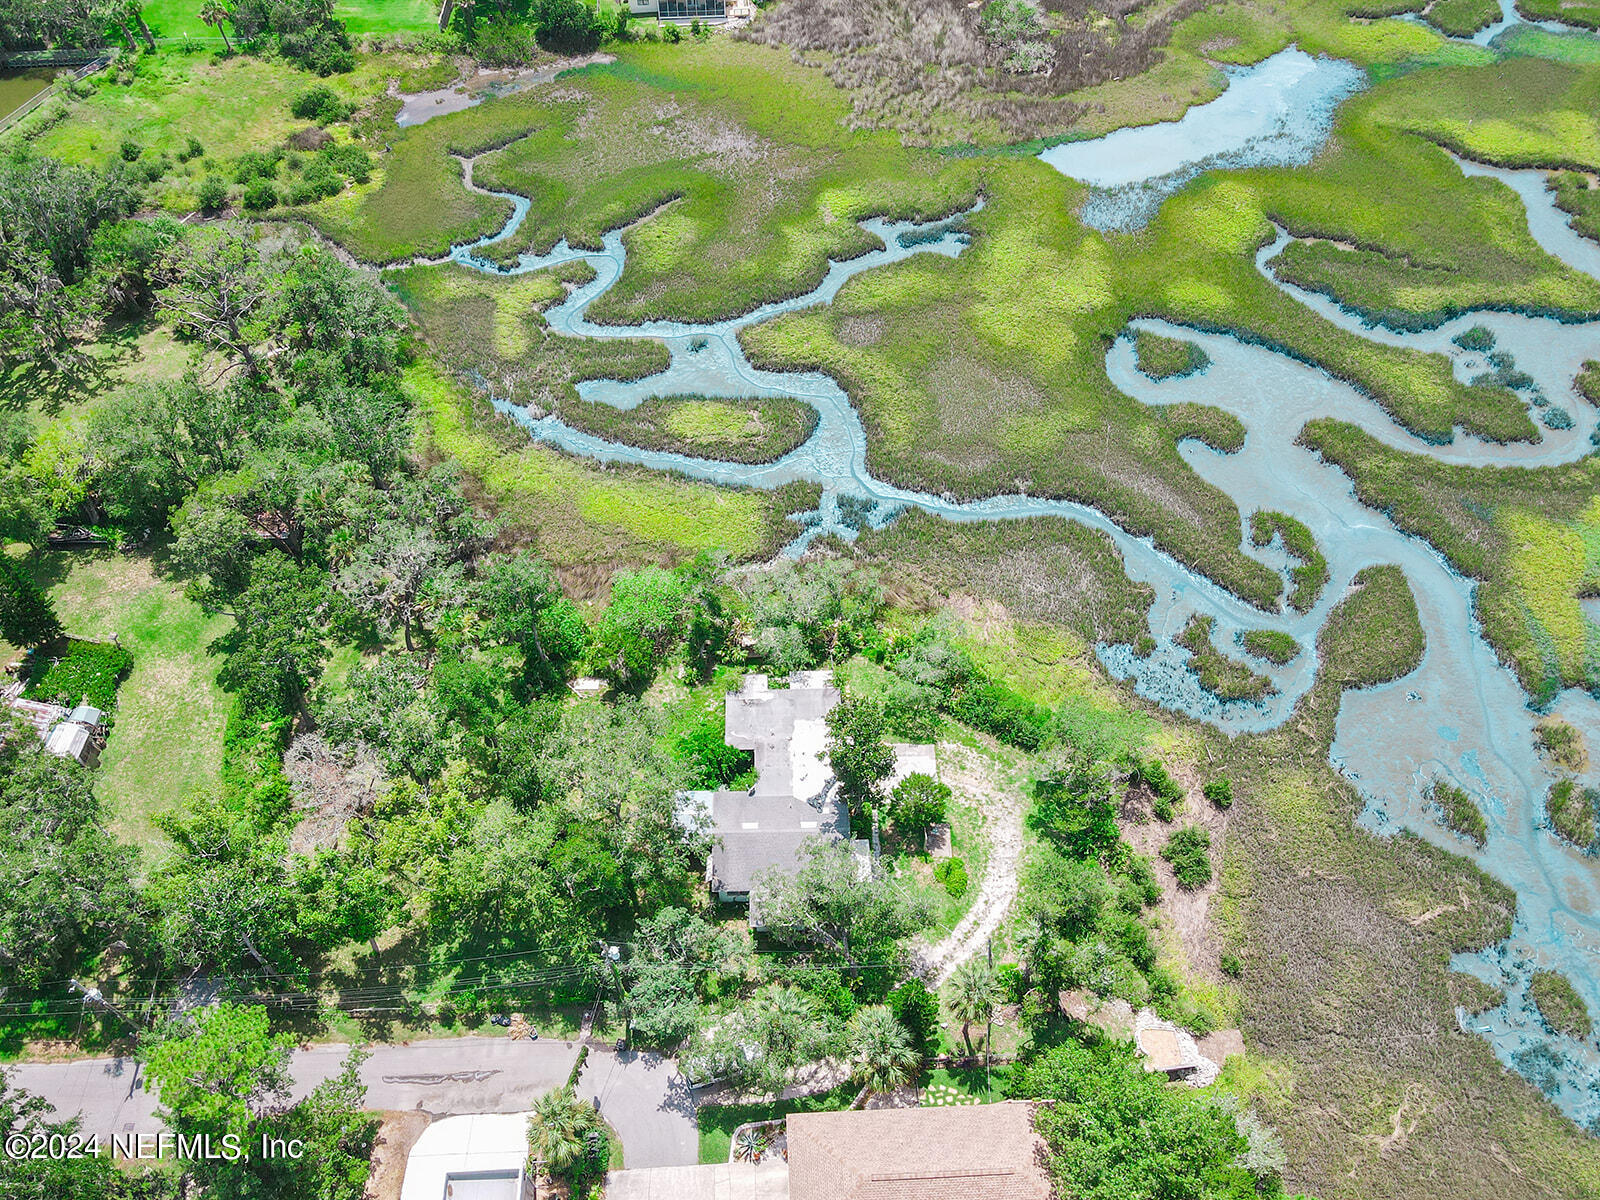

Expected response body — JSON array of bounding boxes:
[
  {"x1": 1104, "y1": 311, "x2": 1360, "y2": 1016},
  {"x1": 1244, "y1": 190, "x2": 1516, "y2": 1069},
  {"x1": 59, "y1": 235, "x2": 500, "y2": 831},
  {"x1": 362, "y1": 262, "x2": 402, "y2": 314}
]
[
  {"x1": 605, "y1": 1161, "x2": 789, "y2": 1200},
  {"x1": 399, "y1": 1113, "x2": 530, "y2": 1200}
]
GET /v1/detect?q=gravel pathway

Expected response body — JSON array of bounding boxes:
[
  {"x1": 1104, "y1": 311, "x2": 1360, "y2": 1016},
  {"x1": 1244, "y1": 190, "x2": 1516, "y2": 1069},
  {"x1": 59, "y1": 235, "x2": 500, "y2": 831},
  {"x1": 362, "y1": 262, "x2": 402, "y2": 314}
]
[{"x1": 917, "y1": 741, "x2": 1027, "y2": 986}]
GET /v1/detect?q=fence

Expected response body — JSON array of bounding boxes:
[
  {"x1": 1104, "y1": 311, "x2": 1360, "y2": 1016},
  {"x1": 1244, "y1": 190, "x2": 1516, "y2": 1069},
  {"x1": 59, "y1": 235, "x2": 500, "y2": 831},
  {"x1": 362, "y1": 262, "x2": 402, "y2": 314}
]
[
  {"x1": 2, "y1": 48, "x2": 108, "y2": 68},
  {"x1": 0, "y1": 53, "x2": 113, "y2": 137}
]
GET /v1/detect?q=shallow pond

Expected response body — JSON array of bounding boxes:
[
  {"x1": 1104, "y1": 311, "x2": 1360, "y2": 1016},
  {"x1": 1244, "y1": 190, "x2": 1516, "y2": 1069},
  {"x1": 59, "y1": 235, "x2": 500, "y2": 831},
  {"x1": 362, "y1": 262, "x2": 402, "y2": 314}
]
[
  {"x1": 421, "y1": 79, "x2": 1600, "y2": 1128},
  {"x1": 0, "y1": 69, "x2": 57, "y2": 119}
]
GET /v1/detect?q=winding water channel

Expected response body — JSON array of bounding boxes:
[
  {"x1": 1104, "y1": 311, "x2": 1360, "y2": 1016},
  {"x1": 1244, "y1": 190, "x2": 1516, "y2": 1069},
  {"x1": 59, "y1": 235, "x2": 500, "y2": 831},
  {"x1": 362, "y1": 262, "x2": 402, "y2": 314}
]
[{"x1": 415, "y1": 47, "x2": 1600, "y2": 1127}]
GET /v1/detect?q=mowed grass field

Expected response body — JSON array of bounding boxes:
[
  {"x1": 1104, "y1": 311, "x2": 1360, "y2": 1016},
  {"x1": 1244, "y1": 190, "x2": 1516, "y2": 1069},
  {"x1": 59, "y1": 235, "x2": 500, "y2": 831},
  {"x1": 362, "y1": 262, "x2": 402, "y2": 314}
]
[
  {"x1": 29, "y1": 50, "x2": 399, "y2": 172},
  {"x1": 28, "y1": 551, "x2": 231, "y2": 856},
  {"x1": 141, "y1": 0, "x2": 441, "y2": 40}
]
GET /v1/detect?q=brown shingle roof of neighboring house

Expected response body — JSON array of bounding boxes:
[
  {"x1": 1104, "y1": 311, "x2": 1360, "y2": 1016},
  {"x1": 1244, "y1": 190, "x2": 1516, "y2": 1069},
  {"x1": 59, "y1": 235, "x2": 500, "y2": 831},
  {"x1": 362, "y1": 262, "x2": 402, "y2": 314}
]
[{"x1": 786, "y1": 1102, "x2": 1053, "y2": 1200}]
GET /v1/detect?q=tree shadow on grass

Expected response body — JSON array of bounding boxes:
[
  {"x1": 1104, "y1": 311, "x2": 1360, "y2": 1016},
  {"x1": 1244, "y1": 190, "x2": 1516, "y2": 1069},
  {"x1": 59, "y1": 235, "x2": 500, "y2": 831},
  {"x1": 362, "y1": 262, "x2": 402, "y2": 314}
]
[{"x1": 0, "y1": 349, "x2": 124, "y2": 418}]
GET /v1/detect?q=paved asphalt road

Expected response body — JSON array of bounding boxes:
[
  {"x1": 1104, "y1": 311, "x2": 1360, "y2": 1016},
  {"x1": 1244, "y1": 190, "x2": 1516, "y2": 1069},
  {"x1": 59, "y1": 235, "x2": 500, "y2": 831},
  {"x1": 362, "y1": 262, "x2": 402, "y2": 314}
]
[{"x1": 8, "y1": 1037, "x2": 698, "y2": 1169}]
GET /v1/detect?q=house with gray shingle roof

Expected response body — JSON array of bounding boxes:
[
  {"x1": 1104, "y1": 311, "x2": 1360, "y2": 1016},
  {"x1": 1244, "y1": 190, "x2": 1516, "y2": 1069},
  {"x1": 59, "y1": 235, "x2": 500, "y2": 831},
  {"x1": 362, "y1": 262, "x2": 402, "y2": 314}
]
[{"x1": 692, "y1": 671, "x2": 869, "y2": 925}]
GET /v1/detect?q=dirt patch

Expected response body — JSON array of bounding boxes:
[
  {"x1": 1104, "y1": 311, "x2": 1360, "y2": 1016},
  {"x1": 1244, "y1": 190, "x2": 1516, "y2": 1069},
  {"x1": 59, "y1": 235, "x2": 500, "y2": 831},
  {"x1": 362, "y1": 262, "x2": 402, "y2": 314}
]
[{"x1": 366, "y1": 1110, "x2": 431, "y2": 1200}]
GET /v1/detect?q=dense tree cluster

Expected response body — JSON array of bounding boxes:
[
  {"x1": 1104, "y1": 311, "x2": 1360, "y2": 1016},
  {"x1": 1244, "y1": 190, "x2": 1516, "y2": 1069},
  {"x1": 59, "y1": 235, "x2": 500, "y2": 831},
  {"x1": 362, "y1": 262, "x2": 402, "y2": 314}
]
[
  {"x1": 0, "y1": 133, "x2": 1294, "y2": 1200},
  {"x1": 0, "y1": 2, "x2": 147, "y2": 52},
  {"x1": 1009, "y1": 1040, "x2": 1276, "y2": 1200}
]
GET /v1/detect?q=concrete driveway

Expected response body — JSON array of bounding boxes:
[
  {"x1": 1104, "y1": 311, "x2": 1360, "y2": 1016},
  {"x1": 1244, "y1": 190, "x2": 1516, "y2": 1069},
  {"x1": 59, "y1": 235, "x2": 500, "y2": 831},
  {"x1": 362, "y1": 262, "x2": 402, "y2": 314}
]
[
  {"x1": 7, "y1": 1037, "x2": 697, "y2": 1169},
  {"x1": 607, "y1": 1162, "x2": 790, "y2": 1200}
]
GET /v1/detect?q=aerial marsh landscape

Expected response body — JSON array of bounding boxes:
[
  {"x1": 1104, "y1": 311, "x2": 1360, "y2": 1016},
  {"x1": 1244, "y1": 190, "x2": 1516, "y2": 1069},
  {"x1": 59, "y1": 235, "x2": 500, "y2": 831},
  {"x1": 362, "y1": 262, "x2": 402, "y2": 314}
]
[{"x1": 2, "y1": 1, "x2": 1599, "y2": 1198}]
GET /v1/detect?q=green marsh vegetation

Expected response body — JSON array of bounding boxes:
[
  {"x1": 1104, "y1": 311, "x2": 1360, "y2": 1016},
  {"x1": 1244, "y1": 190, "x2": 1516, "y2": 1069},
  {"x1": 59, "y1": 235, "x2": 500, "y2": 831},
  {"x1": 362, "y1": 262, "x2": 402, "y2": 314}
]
[
  {"x1": 553, "y1": 394, "x2": 819, "y2": 464},
  {"x1": 307, "y1": 39, "x2": 984, "y2": 302},
  {"x1": 1422, "y1": 0, "x2": 1502, "y2": 36},
  {"x1": 1134, "y1": 330, "x2": 1210, "y2": 380},
  {"x1": 1176, "y1": 614, "x2": 1277, "y2": 702},
  {"x1": 1315, "y1": 564, "x2": 1426, "y2": 686},
  {"x1": 389, "y1": 260, "x2": 670, "y2": 408},
  {"x1": 1261, "y1": 58, "x2": 1600, "y2": 332},
  {"x1": 1549, "y1": 169, "x2": 1600, "y2": 241},
  {"x1": 28, "y1": 35, "x2": 1589, "y2": 636},
  {"x1": 1183, "y1": 563, "x2": 1600, "y2": 1197},
  {"x1": 1240, "y1": 629, "x2": 1301, "y2": 665},
  {"x1": 1516, "y1": 0, "x2": 1600, "y2": 29},
  {"x1": 411, "y1": 363, "x2": 818, "y2": 571},
  {"x1": 1250, "y1": 511, "x2": 1329, "y2": 613},
  {"x1": 1528, "y1": 970, "x2": 1594, "y2": 1041},
  {"x1": 851, "y1": 510, "x2": 1155, "y2": 648},
  {"x1": 1545, "y1": 778, "x2": 1598, "y2": 850},
  {"x1": 1428, "y1": 778, "x2": 1488, "y2": 847},
  {"x1": 1301, "y1": 419, "x2": 1600, "y2": 704},
  {"x1": 1536, "y1": 717, "x2": 1587, "y2": 772}
]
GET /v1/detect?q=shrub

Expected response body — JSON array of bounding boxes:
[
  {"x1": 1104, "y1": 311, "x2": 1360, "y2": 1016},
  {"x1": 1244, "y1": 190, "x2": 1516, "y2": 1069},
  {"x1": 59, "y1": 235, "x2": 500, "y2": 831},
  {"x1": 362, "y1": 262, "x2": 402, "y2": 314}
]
[
  {"x1": 1451, "y1": 325, "x2": 1495, "y2": 353},
  {"x1": 531, "y1": 0, "x2": 602, "y2": 53},
  {"x1": 177, "y1": 136, "x2": 204, "y2": 162},
  {"x1": 300, "y1": 159, "x2": 345, "y2": 199},
  {"x1": 948, "y1": 677, "x2": 1051, "y2": 750},
  {"x1": 1220, "y1": 951, "x2": 1243, "y2": 978},
  {"x1": 888, "y1": 978, "x2": 939, "y2": 1053},
  {"x1": 23, "y1": 639, "x2": 133, "y2": 710},
  {"x1": 664, "y1": 22, "x2": 682, "y2": 41},
  {"x1": 233, "y1": 150, "x2": 282, "y2": 184},
  {"x1": 996, "y1": 962, "x2": 1026, "y2": 1004},
  {"x1": 1203, "y1": 778, "x2": 1233, "y2": 809},
  {"x1": 321, "y1": 144, "x2": 373, "y2": 184},
  {"x1": 934, "y1": 856, "x2": 968, "y2": 898},
  {"x1": 1541, "y1": 407, "x2": 1574, "y2": 430},
  {"x1": 1161, "y1": 827, "x2": 1212, "y2": 889},
  {"x1": 474, "y1": 16, "x2": 542, "y2": 66},
  {"x1": 197, "y1": 176, "x2": 229, "y2": 213},
  {"x1": 290, "y1": 83, "x2": 353, "y2": 124},
  {"x1": 242, "y1": 178, "x2": 279, "y2": 211},
  {"x1": 119, "y1": 138, "x2": 142, "y2": 162},
  {"x1": 1129, "y1": 757, "x2": 1184, "y2": 817}
]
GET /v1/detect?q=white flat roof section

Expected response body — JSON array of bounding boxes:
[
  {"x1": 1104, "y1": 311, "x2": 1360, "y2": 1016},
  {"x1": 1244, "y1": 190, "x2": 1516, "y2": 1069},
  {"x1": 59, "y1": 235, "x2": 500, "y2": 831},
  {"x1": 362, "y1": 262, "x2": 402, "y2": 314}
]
[{"x1": 400, "y1": 1114, "x2": 531, "y2": 1200}]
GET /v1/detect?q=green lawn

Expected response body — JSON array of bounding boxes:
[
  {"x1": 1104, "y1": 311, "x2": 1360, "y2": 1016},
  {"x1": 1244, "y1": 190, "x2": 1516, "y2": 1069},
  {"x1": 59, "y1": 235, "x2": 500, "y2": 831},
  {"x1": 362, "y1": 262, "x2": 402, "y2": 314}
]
[
  {"x1": 695, "y1": 1083, "x2": 856, "y2": 1164},
  {"x1": 921, "y1": 1064, "x2": 1012, "y2": 1106},
  {"x1": 141, "y1": 0, "x2": 442, "y2": 40},
  {"x1": 27, "y1": 49, "x2": 398, "y2": 175},
  {"x1": 35, "y1": 550, "x2": 231, "y2": 856}
]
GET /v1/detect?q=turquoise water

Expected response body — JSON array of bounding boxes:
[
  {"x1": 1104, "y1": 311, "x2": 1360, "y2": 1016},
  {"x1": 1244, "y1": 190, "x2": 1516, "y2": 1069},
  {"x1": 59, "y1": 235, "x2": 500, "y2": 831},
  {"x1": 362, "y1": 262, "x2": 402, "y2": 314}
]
[
  {"x1": 1036, "y1": 49, "x2": 1366, "y2": 231},
  {"x1": 425, "y1": 89, "x2": 1600, "y2": 1129}
]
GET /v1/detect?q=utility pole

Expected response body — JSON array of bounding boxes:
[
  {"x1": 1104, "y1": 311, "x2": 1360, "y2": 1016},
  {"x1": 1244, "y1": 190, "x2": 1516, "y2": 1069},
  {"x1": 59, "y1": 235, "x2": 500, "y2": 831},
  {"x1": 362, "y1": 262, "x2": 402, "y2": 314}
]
[
  {"x1": 71, "y1": 980, "x2": 137, "y2": 1035},
  {"x1": 603, "y1": 944, "x2": 627, "y2": 1048},
  {"x1": 985, "y1": 938, "x2": 993, "y2": 1094}
]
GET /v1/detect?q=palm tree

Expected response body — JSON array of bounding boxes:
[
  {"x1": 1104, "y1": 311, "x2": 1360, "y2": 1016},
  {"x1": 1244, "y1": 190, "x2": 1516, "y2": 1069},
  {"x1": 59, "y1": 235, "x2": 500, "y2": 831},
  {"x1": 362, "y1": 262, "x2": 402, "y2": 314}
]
[
  {"x1": 526, "y1": 1086, "x2": 602, "y2": 1181},
  {"x1": 847, "y1": 1005, "x2": 919, "y2": 1106},
  {"x1": 945, "y1": 959, "x2": 999, "y2": 1055},
  {"x1": 199, "y1": 0, "x2": 233, "y2": 54}
]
